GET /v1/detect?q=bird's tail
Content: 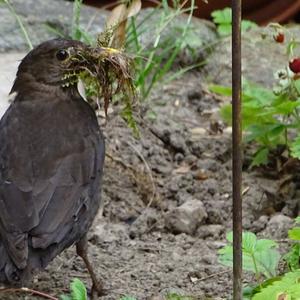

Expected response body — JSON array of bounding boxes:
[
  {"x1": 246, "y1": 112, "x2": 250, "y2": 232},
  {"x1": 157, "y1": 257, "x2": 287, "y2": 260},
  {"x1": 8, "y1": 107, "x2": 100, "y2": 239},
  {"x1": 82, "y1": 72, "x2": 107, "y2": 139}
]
[
  {"x1": 0, "y1": 240, "x2": 8, "y2": 284},
  {"x1": 0, "y1": 240, "x2": 33, "y2": 287}
]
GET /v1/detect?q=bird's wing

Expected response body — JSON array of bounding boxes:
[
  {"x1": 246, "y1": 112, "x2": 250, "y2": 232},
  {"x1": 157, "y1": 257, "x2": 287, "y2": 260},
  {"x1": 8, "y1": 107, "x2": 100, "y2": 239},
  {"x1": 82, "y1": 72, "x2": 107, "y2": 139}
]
[{"x1": 0, "y1": 99, "x2": 105, "y2": 269}]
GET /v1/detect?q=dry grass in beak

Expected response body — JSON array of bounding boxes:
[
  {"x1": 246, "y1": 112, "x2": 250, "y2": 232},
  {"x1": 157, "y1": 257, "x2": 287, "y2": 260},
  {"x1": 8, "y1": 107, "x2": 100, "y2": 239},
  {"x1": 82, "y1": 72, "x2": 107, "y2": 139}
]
[{"x1": 63, "y1": 45, "x2": 138, "y2": 134}]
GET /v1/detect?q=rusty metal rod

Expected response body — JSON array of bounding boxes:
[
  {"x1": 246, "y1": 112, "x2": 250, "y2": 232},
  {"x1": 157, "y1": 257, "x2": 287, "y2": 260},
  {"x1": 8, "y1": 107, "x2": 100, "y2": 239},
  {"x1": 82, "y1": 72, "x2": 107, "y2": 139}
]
[{"x1": 232, "y1": 0, "x2": 243, "y2": 299}]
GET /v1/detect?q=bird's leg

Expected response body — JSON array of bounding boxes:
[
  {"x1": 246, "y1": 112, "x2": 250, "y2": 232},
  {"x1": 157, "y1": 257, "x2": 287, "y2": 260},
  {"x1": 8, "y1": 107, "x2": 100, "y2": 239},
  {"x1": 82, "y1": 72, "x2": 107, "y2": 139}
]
[{"x1": 76, "y1": 235, "x2": 104, "y2": 298}]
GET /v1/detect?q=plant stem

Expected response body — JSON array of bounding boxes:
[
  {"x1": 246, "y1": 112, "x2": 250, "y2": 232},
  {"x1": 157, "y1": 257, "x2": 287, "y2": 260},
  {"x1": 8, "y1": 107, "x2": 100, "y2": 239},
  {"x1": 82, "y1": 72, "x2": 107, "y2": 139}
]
[
  {"x1": 0, "y1": 287, "x2": 59, "y2": 300},
  {"x1": 251, "y1": 253, "x2": 260, "y2": 281},
  {"x1": 71, "y1": 0, "x2": 83, "y2": 39},
  {"x1": 4, "y1": 0, "x2": 33, "y2": 50}
]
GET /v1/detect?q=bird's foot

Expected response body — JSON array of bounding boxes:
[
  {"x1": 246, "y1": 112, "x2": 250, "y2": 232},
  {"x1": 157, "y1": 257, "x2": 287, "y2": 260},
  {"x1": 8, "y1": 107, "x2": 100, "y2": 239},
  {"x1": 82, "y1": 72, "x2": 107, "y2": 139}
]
[{"x1": 90, "y1": 281, "x2": 107, "y2": 299}]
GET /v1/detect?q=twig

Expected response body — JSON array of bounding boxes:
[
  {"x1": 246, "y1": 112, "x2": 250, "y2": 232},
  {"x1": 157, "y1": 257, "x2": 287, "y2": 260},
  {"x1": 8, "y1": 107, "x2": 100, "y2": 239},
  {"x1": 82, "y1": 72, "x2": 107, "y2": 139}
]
[
  {"x1": 105, "y1": 151, "x2": 135, "y2": 171},
  {"x1": 196, "y1": 270, "x2": 231, "y2": 282},
  {"x1": 0, "y1": 287, "x2": 59, "y2": 300}
]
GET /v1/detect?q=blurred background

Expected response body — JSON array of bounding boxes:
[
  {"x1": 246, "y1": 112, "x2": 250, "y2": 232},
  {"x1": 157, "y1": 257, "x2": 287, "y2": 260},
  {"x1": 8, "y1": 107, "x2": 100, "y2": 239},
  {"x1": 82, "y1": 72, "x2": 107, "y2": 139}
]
[{"x1": 84, "y1": 0, "x2": 300, "y2": 24}]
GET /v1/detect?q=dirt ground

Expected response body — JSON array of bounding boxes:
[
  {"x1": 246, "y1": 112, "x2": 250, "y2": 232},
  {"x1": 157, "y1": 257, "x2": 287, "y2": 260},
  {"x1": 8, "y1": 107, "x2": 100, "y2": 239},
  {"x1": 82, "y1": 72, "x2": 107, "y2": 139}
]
[{"x1": 1, "y1": 71, "x2": 298, "y2": 300}]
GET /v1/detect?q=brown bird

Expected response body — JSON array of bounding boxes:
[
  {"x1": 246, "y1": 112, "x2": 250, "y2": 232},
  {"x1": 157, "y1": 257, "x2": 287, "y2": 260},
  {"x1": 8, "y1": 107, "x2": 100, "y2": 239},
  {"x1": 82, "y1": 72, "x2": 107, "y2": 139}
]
[{"x1": 0, "y1": 39, "x2": 105, "y2": 296}]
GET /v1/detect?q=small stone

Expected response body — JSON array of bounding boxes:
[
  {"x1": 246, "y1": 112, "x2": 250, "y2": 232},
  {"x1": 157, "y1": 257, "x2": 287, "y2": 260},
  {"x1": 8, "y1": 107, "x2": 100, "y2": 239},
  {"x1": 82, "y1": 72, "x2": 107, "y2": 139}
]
[
  {"x1": 263, "y1": 214, "x2": 293, "y2": 239},
  {"x1": 148, "y1": 295, "x2": 164, "y2": 300},
  {"x1": 251, "y1": 215, "x2": 269, "y2": 233},
  {"x1": 174, "y1": 152, "x2": 184, "y2": 163},
  {"x1": 165, "y1": 199, "x2": 207, "y2": 235},
  {"x1": 197, "y1": 224, "x2": 224, "y2": 239},
  {"x1": 129, "y1": 208, "x2": 159, "y2": 238}
]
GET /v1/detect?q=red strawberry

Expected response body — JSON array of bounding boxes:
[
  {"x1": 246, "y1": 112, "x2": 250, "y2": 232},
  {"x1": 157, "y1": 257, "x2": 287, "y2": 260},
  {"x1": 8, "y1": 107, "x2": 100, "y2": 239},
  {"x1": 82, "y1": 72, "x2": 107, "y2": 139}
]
[
  {"x1": 273, "y1": 32, "x2": 284, "y2": 43},
  {"x1": 289, "y1": 58, "x2": 300, "y2": 74}
]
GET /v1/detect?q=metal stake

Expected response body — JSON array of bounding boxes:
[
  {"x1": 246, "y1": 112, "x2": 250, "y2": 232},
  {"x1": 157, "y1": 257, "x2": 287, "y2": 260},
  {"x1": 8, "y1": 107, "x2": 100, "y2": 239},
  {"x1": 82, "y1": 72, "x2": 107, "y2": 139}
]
[{"x1": 232, "y1": 0, "x2": 242, "y2": 299}]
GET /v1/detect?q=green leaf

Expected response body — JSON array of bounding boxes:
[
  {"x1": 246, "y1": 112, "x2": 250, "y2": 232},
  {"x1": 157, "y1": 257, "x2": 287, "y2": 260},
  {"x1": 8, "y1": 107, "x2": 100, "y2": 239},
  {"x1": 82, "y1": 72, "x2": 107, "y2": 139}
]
[
  {"x1": 245, "y1": 124, "x2": 285, "y2": 144},
  {"x1": 291, "y1": 135, "x2": 300, "y2": 159},
  {"x1": 60, "y1": 296, "x2": 72, "y2": 300},
  {"x1": 209, "y1": 84, "x2": 232, "y2": 96},
  {"x1": 219, "y1": 231, "x2": 280, "y2": 278},
  {"x1": 211, "y1": 8, "x2": 232, "y2": 25},
  {"x1": 295, "y1": 217, "x2": 300, "y2": 224},
  {"x1": 252, "y1": 270, "x2": 300, "y2": 300},
  {"x1": 242, "y1": 231, "x2": 257, "y2": 253},
  {"x1": 294, "y1": 79, "x2": 300, "y2": 95},
  {"x1": 119, "y1": 297, "x2": 138, "y2": 300},
  {"x1": 254, "y1": 248, "x2": 280, "y2": 278},
  {"x1": 217, "y1": 24, "x2": 232, "y2": 36},
  {"x1": 284, "y1": 244, "x2": 300, "y2": 271},
  {"x1": 220, "y1": 105, "x2": 232, "y2": 125},
  {"x1": 289, "y1": 228, "x2": 300, "y2": 241},
  {"x1": 255, "y1": 239, "x2": 278, "y2": 252},
  {"x1": 241, "y1": 20, "x2": 257, "y2": 32},
  {"x1": 258, "y1": 101, "x2": 300, "y2": 116},
  {"x1": 250, "y1": 148, "x2": 269, "y2": 168},
  {"x1": 70, "y1": 279, "x2": 87, "y2": 300}
]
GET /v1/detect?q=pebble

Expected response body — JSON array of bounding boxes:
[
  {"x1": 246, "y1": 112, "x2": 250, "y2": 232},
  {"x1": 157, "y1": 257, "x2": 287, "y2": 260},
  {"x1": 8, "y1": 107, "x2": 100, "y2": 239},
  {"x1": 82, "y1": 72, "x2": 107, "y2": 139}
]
[{"x1": 165, "y1": 199, "x2": 207, "y2": 235}]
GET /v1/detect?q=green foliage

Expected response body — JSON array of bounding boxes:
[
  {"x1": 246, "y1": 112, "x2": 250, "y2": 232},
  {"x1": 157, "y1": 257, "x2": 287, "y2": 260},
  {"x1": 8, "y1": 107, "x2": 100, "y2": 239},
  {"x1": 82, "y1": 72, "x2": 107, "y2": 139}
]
[
  {"x1": 211, "y1": 7, "x2": 257, "y2": 36},
  {"x1": 284, "y1": 244, "x2": 300, "y2": 271},
  {"x1": 289, "y1": 227, "x2": 300, "y2": 241},
  {"x1": 252, "y1": 270, "x2": 300, "y2": 300},
  {"x1": 219, "y1": 218, "x2": 300, "y2": 299},
  {"x1": 284, "y1": 218, "x2": 300, "y2": 271},
  {"x1": 44, "y1": 0, "x2": 93, "y2": 44},
  {"x1": 60, "y1": 279, "x2": 87, "y2": 300},
  {"x1": 70, "y1": 0, "x2": 93, "y2": 44},
  {"x1": 121, "y1": 96, "x2": 139, "y2": 138},
  {"x1": 7, "y1": 0, "x2": 202, "y2": 134},
  {"x1": 210, "y1": 79, "x2": 300, "y2": 166},
  {"x1": 70, "y1": 279, "x2": 87, "y2": 300},
  {"x1": 46, "y1": 0, "x2": 202, "y2": 100},
  {"x1": 290, "y1": 135, "x2": 300, "y2": 159},
  {"x1": 126, "y1": 0, "x2": 200, "y2": 99},
  {"x1": 119, "y1": 297, "x2": 137, "y2": 300},
  {"x1": 219, "y1": 232, "x2": 280, "y2": 279}
]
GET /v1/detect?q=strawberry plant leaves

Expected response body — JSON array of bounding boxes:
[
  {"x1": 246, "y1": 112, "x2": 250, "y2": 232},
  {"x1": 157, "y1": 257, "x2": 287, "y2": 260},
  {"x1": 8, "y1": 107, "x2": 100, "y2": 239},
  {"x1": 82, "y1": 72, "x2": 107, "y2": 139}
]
[
  {"x1": 288, "y1": 228, "x2": 300, "y2": 241},
  {"x1": 251, "y1": 147, "x2": 269, "y2": 167},
  {"x1": 71, "y1": 279, "x2": 87, "y2": 300},
  {"x1": 284, "y1": 244, "x2": 300, "y2": 271},
  {"x1": 252, "y1": 270, "x2": 300, "y2": 300},
  {"x1": 219, "y1": 231, "x2": 280, "y2": 278},
  {"x1": 291, "y1": 135, "x2": 300, "y2": 159},
  {"x1": 211, "y1": 7, "x2": 232, "y2": 25},
  {"x1": 209, "y1": 84, "x2": 233, "y2": 96},
  {"x1": 241, "y1": 20, "x2": 257, "y2": 32}
]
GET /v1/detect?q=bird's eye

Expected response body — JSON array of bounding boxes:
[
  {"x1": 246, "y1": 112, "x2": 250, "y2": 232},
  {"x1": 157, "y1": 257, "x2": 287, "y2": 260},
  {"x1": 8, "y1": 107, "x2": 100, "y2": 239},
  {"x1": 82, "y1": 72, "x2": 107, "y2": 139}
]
[{"x1": 56, "y1": 49, "x2": 69, "y2": 61}]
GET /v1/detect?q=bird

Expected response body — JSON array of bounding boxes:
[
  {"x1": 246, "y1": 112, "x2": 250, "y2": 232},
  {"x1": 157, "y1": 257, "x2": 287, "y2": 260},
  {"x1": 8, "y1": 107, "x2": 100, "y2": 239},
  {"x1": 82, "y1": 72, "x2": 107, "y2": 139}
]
[{"x1": 0, "y1": 38, "x2": 105, "y2": 296}]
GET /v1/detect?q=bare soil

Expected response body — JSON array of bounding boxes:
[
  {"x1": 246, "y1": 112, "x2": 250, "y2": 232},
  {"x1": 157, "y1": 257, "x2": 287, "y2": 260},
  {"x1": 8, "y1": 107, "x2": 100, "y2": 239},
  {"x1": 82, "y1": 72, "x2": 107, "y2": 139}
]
[{"x1": 1, "y1": 72, "x2": 298, "y2": 300}]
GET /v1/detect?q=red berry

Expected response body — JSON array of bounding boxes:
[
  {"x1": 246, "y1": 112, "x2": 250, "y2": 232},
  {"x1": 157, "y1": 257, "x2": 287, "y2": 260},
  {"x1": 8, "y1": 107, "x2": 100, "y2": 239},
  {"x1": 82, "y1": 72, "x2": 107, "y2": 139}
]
[
  {"x1": 273, "y1": 32, "x2": 284, "y2": 43},
  {"x1": 289, "y1": 58, "x2": 300, "y2": 74}
]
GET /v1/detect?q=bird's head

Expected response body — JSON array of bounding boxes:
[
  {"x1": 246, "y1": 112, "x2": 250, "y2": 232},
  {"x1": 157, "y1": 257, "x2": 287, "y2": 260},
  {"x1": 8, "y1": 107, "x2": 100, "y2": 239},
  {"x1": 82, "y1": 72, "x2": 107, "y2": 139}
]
[
  {"x1": 10, "y1": 38, "x2": 135, "y2": 118},
  {"x1": 11, "y1": 39, "x2": 91, "y2": 94}
]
